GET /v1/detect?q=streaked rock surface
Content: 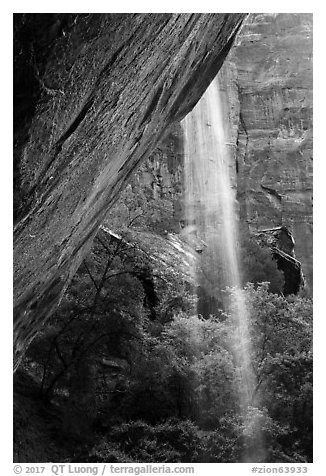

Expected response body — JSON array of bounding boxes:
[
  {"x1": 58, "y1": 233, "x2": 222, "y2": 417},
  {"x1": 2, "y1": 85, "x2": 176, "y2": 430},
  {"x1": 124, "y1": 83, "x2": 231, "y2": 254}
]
[
  {"x1": 233, "y1": 13, "x2": 313, "y2": 292},
  {"x1": 13, "y1": 13, "x2": 246, "y2": 369}
]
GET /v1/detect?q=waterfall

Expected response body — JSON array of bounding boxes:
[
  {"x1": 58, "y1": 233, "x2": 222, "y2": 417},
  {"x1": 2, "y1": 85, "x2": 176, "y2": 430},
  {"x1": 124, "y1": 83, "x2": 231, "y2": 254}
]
[
  {"x1": 181, "y1": 77, "x2": 262, "y2": 461},
  {"x1": 182, "y1": 77, "x2": 240, "y2": 295}
]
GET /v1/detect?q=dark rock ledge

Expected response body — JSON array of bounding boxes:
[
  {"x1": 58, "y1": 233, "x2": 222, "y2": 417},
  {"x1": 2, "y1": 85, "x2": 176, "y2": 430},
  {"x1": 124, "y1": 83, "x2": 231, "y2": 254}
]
[{"x1": 256, "y1": 226, "x2": 304, "y2": 295}]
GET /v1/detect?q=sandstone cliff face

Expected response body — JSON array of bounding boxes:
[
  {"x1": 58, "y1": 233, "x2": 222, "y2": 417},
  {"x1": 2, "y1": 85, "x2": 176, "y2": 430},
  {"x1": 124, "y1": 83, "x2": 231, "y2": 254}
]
[
  {"x1": 132, "y1": 13, "x2": 313, "y2": 297},
  {"x1": 232, "y1": 13, "x2": 313, "y2": 292},
  {"x1": 13, "y1": 13, "x2": 246, "y2": 369}
]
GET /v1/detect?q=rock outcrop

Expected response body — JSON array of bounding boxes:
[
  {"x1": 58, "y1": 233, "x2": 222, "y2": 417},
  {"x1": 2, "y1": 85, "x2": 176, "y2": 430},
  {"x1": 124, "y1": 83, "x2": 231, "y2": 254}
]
[
  {"x1": 255, "y1": 226, "x2": 304, "y2": 295},
  {"x1": 232, "y1": 13, "x2": 313, "y2": 292},
  {"x1": 13, "y1": 13, "x2": 247, "y2": 369},
  {"x1": 129, "y1": 13, "x2": 313, "y2": 299}
]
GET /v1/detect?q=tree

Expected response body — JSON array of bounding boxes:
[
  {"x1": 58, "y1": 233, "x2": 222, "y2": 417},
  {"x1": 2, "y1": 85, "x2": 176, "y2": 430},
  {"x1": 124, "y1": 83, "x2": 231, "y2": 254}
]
[
  {"x1": 225, "y1": 283, "x2": 312, "y2": 461},
  {"x1": 21, "y1": 235, "x2": 312, "y2": 462},
  {"x1": 104, "y1": 168, "x2": 175, "y2": 236},
  {"x1": 240, "y1": 232, "x2": 285, "y2": 294}
]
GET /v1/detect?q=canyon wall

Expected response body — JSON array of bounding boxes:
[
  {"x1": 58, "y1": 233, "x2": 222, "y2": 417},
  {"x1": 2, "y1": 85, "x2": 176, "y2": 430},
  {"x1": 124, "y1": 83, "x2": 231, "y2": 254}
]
[
  {"x1": 13, "y1": 13, "x2": 246, "y2": 369},
  {"x1": 13, "y1": 13, "x2": 313, "y2": 370},
  {"x1": 130, "y1": 13, "x2": 313, "y2": 296},
  {"x1": 233, "y1": 13, "x2": 313, "y2": 291}
]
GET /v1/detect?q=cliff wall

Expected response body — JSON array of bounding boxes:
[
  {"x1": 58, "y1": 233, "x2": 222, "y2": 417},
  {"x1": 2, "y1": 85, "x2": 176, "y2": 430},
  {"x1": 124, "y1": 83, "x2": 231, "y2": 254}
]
[
  {"x1": 233, "y1": 13, "x2": 313, "y2": 291},
  {"x1": 131, "y1": 13, "x2": 313, "y2": 295},
  {"x1": 13, "y1": 13, "x2": 246, "y2": 369}
]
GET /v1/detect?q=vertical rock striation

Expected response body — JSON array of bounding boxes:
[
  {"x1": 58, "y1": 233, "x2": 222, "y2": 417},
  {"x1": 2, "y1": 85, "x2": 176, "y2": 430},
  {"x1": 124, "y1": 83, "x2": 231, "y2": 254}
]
[
  {"x1": 138, "y1": 14, "x2": 313, "y2": 297},
  {"x1": 13, "y1": 13, "x2": 247, "y2": 370},
  {"x1": 233, "y1": 13, "x2": 313, "y2": 292}
]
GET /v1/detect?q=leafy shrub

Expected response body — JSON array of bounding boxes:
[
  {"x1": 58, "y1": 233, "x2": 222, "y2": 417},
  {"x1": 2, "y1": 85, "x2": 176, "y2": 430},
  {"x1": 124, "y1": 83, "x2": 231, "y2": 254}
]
[
  {"x1": 85, "y1": 441, "x2": 134, "y2": 463},
  {"x1": 108, "y1": 419, "x2": 203, "y2": 462},
  {"x1": 240, "y1": 233, "x2": 285, "y2": 294}
]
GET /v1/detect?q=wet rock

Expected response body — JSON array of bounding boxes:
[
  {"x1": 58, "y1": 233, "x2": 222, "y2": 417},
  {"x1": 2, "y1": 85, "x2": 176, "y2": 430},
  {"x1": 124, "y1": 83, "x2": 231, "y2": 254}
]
[
  {"x1": 232, "y1": 13, "x2": 313, "y2": 292},
  {"x1": 128, "y1": 14, "x2": 313, "y2": 302},
  {"x1": 13, "y1": 13, "x2": 246, "y2": 369},
  {"x1": 255, "y1": 226, "x2": 304, "y2": 295}
]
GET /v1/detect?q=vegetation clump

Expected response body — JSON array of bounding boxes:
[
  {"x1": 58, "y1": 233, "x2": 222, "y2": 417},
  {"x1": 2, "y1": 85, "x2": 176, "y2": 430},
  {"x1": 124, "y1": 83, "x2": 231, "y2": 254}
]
[{"x1": 14, "y1": 222, "x2": 312, "y2": 462}]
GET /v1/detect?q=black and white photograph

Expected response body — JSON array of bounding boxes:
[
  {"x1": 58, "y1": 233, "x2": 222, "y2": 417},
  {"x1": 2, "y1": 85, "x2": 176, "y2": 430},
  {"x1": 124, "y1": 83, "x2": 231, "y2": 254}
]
[{"x1": 12, "y1": 7, "x2": 314, "y2": 470}]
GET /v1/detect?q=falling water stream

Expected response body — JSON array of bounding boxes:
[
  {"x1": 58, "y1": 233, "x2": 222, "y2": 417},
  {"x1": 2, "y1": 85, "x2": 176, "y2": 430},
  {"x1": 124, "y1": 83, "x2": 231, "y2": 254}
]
[{"x1": 181, "y1": 77, "x2": 261, "y2": 462}]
